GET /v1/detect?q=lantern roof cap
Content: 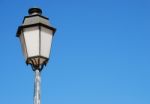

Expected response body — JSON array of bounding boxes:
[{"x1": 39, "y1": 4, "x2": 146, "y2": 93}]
[
  {"x1": 17, "y1": 8, "x2": 56, "y2": 36},
  {"x1": 22, "y1": 15, "x2": 50, "y2": 26},
  {"x1": 28, "y1": 7, "x2": 42, "y2": 15},
  {"x1": 22, "y1": 7, "x2": 50, "y2": 26}
]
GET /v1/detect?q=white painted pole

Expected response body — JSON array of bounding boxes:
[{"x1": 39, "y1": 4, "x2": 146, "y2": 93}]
[{"x1": 34, "y1": 70, "x2": 41, "y2": 104}]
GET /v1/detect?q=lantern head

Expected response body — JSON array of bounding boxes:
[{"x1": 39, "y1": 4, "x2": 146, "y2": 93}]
[{"x1": 17, "y1": 8, "x2": 56, "y2": 71}]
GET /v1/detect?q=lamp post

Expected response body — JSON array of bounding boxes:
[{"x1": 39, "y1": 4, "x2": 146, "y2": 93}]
[{"x1": 16, "y1": 8, "x2": 56, "y2": 104}]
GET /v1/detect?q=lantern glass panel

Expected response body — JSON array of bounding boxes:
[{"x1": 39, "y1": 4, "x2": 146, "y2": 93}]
[
  {"x1": 19, "y1": 32, "x2": 27, "y2": 60},
  {"x1": 23, "y1": 26, "x2": 40, "y2": 57},
  {"x1": 40, "y1": 26, "x2": 53, "y2": 58}
]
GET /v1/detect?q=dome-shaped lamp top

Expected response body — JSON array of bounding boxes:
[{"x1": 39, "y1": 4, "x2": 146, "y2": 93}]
[{"x1": 28, "y1": 8, "x2": 42, "y2": 15}]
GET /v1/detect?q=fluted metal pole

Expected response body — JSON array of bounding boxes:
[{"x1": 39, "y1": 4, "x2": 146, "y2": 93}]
[{"x1": 34, "y1": 70, "x2": 41, "y2": 104}]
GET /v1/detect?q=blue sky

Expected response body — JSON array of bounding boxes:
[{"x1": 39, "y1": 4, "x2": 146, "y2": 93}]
[{"x1": 0, "y1": 0, "x2": 150, "y2": 104}]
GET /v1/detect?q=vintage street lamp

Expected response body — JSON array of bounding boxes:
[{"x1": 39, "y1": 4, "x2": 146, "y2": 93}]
[{"x1": 16, "y1": 8, "x2": 56, "y2": 104}]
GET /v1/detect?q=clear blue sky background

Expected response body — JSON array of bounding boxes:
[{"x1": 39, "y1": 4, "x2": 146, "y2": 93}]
[{"x1": 0, "y1": 0, "x2": 150, "y2": 104}]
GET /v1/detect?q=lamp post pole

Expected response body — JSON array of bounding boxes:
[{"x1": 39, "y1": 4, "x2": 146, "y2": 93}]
[
  {"x1": 34, "y1": 70, "x2": 41, "y2": 104},
  {"x1": 16, "y1": 7, "x2": 56, "y2": 104}
]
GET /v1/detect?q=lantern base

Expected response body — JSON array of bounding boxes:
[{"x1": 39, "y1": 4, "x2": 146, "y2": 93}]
[{"x1": 26, "y1": 56, "x2": 48, "y2": 71}]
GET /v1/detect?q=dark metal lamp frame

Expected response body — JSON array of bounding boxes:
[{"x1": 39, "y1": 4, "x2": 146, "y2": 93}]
[{"x1": 26, "y1": 56, "x2": 48, "y2": 71}]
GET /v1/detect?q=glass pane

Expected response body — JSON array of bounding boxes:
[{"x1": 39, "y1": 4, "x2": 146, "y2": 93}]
[
  {"x1": 23, "y1": 26, "x2": 40, "y2": 57},
  {"x1": 40, "y1": 27, "x2": 53, "y2": 58},
  {"x1": 19, "y1": 32, "x2": 27, "y2": 60}
]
